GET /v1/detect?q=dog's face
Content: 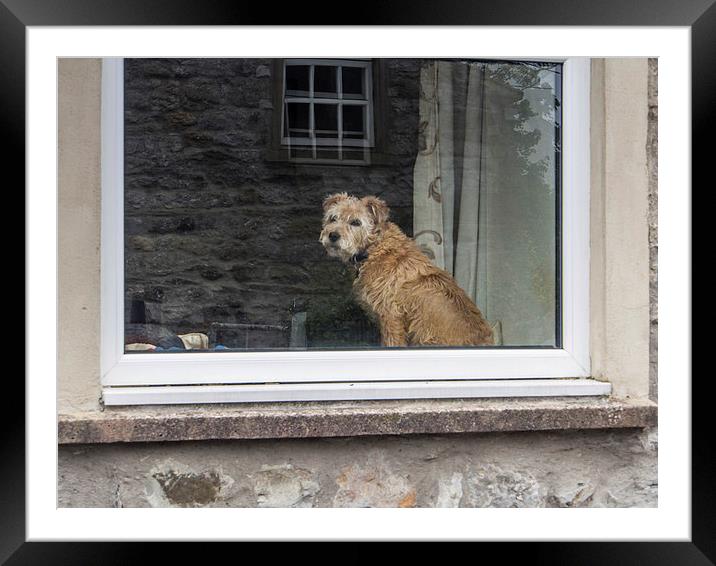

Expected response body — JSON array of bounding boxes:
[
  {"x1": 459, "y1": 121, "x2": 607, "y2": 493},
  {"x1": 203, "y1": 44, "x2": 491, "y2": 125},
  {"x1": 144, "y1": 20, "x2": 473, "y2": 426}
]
[{"x1": 319, "y1": 193, "x2": 389, "y2": 263}]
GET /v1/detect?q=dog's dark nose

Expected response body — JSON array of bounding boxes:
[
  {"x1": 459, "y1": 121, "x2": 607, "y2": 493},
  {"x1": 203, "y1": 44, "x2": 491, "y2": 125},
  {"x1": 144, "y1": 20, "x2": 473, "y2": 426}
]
[{"x1": 329, "y1": 232, "x2": 340, "y2": 243}]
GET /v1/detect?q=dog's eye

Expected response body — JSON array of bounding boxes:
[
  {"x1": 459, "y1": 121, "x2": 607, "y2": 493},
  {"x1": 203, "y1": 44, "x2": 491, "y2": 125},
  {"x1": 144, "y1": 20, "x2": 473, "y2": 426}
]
[
  {"x1": 329, "y1": 215, "x2": 338, "y2": 223},
  {"x1": 350, "y1": 219, "x2": 362, "y2": 227}
]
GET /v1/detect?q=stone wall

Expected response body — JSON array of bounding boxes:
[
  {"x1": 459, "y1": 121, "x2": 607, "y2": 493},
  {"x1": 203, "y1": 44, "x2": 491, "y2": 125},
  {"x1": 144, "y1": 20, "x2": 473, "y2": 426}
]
[
  {"x1": 58, "y1": 428, "x2": 657, "y2": 508},
  {"x1": 123, "y1": 58, "x2": 420, "y2": 349}
]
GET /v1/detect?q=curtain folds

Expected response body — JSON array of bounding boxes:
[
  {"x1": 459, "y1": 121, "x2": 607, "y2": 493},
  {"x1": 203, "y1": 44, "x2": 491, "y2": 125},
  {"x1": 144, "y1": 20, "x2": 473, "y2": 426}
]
[
  {"x1": 413, "y1": 60, "x2": 487, "y2": 307},
  {"x1": 413, "y1": 60, "x2": 560, "y2": 346}
]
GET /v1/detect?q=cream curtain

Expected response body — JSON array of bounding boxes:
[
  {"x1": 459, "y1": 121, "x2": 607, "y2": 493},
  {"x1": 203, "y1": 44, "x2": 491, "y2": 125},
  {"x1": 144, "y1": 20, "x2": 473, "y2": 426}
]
[{"x1": 413, "y1": 60, "x2": 487, "y2": 306}]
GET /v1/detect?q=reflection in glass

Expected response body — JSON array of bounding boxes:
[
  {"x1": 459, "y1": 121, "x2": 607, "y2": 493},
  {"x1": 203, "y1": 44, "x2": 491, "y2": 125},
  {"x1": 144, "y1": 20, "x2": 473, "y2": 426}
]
[
  {"x1": 285, "y1": 65, "x2": 310, "y2": 95},
  {"x1": 342, "y1": 66, "x2": 365, "y2": 99},
  {"x1": 413, "y1": 60, "x2": 560, "y2": 347},
  {"x1": 313, "y1": 65, "x2": 338, "y2": 97},
  {"x1": 342, "y1": 105, "x2": 365, "y2": 139},
  {"x1": 123, "y1": 58, "x2": 561, "y2": 352},
  {"x1": 284, "y1": 102, "x2": 310, "y2": 137},
  {"x1": 314, "y1": 104, "x2": 338, "y2": 138}
]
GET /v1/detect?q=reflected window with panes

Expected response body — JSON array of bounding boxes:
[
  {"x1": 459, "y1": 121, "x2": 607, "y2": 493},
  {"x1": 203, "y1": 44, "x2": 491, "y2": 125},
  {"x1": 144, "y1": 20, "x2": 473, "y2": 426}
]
[{"x1": 282, "y1": 60, "x2": 374, "y2": 163}]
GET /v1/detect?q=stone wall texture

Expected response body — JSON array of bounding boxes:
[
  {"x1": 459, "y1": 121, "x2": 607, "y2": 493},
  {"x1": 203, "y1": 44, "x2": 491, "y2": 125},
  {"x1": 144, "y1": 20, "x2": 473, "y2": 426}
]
[
  {"x1": 58, "y1": 59, "x2": 658, "y2": 509},
  {"x1": 59, "y1": 428, "x2": 657, "y2": 508}
]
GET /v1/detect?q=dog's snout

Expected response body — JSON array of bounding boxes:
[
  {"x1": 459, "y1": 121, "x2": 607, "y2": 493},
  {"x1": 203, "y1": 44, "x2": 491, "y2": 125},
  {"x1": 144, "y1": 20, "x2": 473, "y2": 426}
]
[{"x1": 329, "y1": 232, "x2": 340, "y2": 243}]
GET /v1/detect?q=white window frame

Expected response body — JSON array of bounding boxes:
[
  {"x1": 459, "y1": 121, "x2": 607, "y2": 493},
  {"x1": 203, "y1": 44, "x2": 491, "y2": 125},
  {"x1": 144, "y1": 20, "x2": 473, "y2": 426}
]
[{"x1": 101, "y1": 57, "x2": 609, "y2": 405}]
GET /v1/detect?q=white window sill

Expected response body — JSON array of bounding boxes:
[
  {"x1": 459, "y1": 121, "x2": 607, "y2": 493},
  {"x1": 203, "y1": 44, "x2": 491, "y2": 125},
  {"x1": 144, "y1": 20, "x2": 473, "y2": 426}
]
[{"x1": 101, "y1": 378, "x2": 609, "y2": 406}]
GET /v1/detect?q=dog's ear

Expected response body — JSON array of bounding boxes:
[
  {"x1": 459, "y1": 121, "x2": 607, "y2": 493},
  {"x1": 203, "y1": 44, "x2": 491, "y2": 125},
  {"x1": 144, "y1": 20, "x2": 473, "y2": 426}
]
[
  {"x1": 362, "y1": 196, "x2": 389, "y2": 226},
  {"x1": 323, "y1": 192, "x2": 348, "y2": 211}
]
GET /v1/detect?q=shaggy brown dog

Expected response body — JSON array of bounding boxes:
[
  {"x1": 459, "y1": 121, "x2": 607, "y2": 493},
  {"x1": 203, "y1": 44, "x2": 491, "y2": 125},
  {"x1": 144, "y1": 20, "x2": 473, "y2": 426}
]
[{"x1": 319, "y1": 193, "x2": 494, "y2": 347}]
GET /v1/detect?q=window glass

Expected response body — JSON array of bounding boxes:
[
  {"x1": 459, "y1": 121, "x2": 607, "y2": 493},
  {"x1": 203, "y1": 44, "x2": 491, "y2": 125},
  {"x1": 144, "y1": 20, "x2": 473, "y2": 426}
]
[
  {"x1": 313, "y1": 65, "x2": 338, "y2": 97},
  {"x1": 124, "y1": 58, "x2": 561, "y2": 353},
  {"x1": 284, "y1": 64, "x2": 310, "y2": 96},
  {"x1": 342, "y1": 105, "x2": 365, "y2": 138},
  {"x1": 284, "y1": 102, "x2": 310, "y2": 137},
  {"x1": 314, "y1": 104, "x2": 338, "y2": 138},
  {"x1": 282, "y1": 61, "x2": 371, "y2": 155},
  {"x1": 342, "y1": 66, "x2": 366, "y2": 99}
]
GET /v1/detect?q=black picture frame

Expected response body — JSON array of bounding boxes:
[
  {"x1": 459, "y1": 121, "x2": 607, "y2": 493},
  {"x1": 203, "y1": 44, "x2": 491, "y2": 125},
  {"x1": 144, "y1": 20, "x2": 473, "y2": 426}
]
[{"x1": 9, "y1": 0, "x2": 703, "y2": 560}]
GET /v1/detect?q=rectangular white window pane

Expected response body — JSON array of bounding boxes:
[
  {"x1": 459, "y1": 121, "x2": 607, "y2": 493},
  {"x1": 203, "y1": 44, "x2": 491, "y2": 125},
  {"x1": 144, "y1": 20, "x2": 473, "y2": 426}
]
[
  {"x1": 285, "y1": 64, "x2": 310, "y2": 96},
  {"x1": 284, "y1": 102, "x2": 310, "y2": 137},
  {"x1": 342, "y1": 104, "x2": 366, "y2": 139},
  {"x1": 342, "y1": 66, "x2": 366, "y2": 99},
  {"x1": 313, "y1": 65, "x2": 338, "y2": 98},
  {"x1": 123, "y1": 58, "x2": 561, "y2": 353},
  {"x1": 314, "y1": 104, "x2": 339, "y2": 138}
]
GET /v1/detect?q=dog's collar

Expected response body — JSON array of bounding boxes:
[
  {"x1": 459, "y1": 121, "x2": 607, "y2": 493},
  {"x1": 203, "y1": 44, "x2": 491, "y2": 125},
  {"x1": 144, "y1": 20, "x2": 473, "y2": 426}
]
[{"x1": 349, "y1": 250, "x2": 369, "y2": 268}]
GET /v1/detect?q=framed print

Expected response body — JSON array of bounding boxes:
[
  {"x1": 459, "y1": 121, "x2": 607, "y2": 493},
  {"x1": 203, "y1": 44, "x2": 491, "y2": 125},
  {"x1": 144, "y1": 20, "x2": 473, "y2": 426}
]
[{"x1": 14, "y1": 0, "x2": 702, "y2": 560}]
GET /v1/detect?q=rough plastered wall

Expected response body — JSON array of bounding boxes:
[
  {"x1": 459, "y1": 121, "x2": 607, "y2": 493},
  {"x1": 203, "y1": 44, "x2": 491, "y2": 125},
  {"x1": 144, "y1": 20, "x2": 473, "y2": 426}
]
[
  {"x1": 57, "y1": 60, "x2": 658, "y2": 508},
  {"x1": 647, "y1": 58, "x2": 658, "y2": 402}
]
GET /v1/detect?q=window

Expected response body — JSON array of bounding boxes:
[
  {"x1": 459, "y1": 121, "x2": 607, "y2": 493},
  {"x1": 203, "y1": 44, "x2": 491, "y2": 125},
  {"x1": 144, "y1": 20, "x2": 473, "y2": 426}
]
[
  {"x1": 101, "y1": 57, "x2": 605, "y2": 405},
  {"x1": 281, "y1": 59, "x2": 374, "y2": 163}
]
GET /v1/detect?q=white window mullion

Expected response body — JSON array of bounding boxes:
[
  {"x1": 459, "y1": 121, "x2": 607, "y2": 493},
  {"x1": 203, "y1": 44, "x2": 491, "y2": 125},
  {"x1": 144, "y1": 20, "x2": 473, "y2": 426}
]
[
  {"x1": 309, "y1": 102, "x2": 316, "y2": 159},
  {"x1": 100, "y1": 57, "x2": 125, "y2": 381},
  {"x1": 364, "y1": 65, "x2": 374, "y2": 147},
  {"x1": 337, "y1": 65, "x2": 344, "y2": 160},
  {"x1": 337, "y1": 65, "x2": 343, "y2": 100},
  {"x1": 309, "y1": 65, "x2": 316, "y2": 159},
  {"x1": 337, "y1": 104, "x2": 344, "y2": 161}
]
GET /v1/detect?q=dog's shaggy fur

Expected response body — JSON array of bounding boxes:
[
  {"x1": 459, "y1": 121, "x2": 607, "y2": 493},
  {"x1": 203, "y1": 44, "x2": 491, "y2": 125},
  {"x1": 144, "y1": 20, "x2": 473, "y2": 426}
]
[{"x1": 320, "y1": 193, "x2": 494, "y2": 347}]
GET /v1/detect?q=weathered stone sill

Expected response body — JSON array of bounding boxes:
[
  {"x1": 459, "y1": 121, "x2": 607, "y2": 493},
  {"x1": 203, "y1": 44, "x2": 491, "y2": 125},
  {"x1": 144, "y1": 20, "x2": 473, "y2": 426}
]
[{"x1": 58, "y1": 396, "x2": 657, "y2": 444}]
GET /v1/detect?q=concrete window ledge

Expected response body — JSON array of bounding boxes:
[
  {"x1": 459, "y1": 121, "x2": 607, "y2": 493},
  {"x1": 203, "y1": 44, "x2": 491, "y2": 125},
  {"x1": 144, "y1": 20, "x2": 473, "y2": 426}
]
[{"x1": 58, "y1": 396, "x2": 657, "y2": 444}]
